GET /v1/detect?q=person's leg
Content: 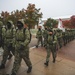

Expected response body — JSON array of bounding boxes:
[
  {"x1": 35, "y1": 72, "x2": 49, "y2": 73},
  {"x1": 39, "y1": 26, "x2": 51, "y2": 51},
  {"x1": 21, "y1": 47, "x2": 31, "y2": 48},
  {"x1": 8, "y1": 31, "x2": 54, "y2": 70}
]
[
  {"x1": 0, "y1": 46, "x2": 9, "y2": 69},
  {"x1": 36, "y1": 38, "x2": 40, "y2": 48},
  {"x1": 40, "y1": 37, "x2": 43, "y2": 47},
  {"x1": 44, "y1": 46, "x2": 51, "y2": 66},
  {"x1": 11, "y1": 51, "x2": 22, "y2": 75},
  {"x1": 8, "y1": 47, "x2": 15, "y2": 60},
  {"x1": 51, "y1": 49, "x2": 56, "y2": 63},
  {"x1": 23, "y1": 48, "x2": 32, "y2": 73}
]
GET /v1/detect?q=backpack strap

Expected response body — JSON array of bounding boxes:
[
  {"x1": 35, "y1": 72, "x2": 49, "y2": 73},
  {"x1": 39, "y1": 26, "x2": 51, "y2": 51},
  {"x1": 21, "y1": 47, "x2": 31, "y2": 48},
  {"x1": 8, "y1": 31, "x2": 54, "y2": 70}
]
[
  {"x1": 29, "y1": 29, "x2": 32, "y2": 42},
  {"x1": 23, "y1": 28, "x2": 26, "y2": 38},
  {"x1": 23, "y1": 28, "x2": 32, "y2": 43},
  {"x1": 53, "y1": 34, "x2": 54, "y2": 41}
]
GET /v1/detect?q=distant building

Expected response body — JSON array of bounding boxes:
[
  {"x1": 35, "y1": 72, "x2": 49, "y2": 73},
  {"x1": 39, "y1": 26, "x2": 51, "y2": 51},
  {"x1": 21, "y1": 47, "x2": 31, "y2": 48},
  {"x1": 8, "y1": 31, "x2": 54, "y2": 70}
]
[
  {"x1": 40, "y1": 15, "x2": 72, "y2": 29},
  {"x1": 42, "y1": 15, "x2": 71, "y2": 22}
]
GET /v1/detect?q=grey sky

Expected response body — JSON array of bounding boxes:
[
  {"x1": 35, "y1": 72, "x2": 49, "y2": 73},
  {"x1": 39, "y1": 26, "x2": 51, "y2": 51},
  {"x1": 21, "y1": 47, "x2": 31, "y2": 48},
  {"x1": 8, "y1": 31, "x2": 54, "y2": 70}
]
[{"x1": 0, "y1": 0, "x2": 75, "y2": 19}]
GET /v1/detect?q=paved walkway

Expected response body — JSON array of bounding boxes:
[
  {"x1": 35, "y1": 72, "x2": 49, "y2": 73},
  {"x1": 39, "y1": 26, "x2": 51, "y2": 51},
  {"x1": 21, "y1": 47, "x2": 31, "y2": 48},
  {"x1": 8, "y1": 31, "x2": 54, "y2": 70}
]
[
  {"x1": 0, "y1": 40, "x2": 75, "y2": 75},
  {"x1": 58, "y1": 40, "x2": 75, "y2": 62}
]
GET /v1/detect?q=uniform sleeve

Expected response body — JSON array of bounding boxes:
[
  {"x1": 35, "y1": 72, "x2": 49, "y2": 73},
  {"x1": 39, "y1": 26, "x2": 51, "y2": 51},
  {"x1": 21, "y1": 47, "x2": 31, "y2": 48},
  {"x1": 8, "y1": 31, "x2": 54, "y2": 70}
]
[
  {"x1": 53, "y1": 35, "x2": 57, "y2": 44},
  {"x1": 2, "y1": 28, "x2": 6, "y2": 39},
  {"x1": 12, "y1": 29, "x2": 16, "y2": 47},
  {"x1": 23, "y1": 29, "x2": 30, "y2": 47}
]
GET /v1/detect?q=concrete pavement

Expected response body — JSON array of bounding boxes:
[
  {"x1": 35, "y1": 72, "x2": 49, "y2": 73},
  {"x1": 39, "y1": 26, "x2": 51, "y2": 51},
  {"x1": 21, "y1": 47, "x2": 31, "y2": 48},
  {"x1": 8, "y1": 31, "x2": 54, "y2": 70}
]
[{"x1": 0, "y1": 40, "x2": 75, "y2": 75}]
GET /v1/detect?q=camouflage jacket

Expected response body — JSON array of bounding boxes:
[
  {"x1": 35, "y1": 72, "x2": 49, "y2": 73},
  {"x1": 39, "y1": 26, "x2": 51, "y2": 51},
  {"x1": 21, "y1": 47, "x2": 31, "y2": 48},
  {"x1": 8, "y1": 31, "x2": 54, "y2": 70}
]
[
  {"x1": 36, "y1": 30, "x2": 42, "y2": 38},
  {"x1": 15, "y1": 28, "x2": 30, "y2": 49}
]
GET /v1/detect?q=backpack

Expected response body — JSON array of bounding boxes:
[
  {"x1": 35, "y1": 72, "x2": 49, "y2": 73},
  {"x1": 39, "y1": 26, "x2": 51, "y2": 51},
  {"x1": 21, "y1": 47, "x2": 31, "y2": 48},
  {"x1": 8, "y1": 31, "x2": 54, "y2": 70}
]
[{"x1": 16, "y1": 28, "x2": 32, "y2": 43}]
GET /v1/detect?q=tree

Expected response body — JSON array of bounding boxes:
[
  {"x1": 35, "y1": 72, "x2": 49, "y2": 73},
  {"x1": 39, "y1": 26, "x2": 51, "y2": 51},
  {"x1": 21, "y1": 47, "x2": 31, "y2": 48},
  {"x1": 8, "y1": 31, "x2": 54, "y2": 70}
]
[
  {"x1": 43, "y1": 18, "x2": 58, "y2": 28},
  {"x1": 0, "y1": 4, "x2": 42, "y2": 28},
  {"x1": 70, "y1": 15, "x2": 75, "y2": 28},
  {"x1": 62, "y1": 15, "x2": 75, "y2": 29},
  {"x1": 0, "y1": 11, "x2": 9, "y2": 25},
  {"x1": 25, "y1": 3, "x2": 42, "y2": 29},
  {"x1": 62, "y1": 20, "x2": 71, "y2": 28}
]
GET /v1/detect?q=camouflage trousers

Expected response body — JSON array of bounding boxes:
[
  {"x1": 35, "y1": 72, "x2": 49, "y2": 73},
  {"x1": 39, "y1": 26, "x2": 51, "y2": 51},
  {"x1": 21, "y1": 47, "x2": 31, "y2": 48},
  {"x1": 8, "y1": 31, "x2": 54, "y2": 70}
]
[
  {"x1": 11, "y1": 47, "x2": 32, "y2": 74},
  {"x1": 43, "y1": 37, "x2": 47, "y2": 47},
  {"x1": 36, "y1": 37, "x2": 43, "y2": 47},
  {"x1": 57, "y1": 38, "x2": 62, "y2": 48},
  {"x1": 1, "y1": 45, "x2": 15, "y2": 65},
  {"x1": 46, "y1": 44, "x2": 57, "y2": 62},
  {"x1": 0, "y1": 36, "x2": 2, "y2": 47}
]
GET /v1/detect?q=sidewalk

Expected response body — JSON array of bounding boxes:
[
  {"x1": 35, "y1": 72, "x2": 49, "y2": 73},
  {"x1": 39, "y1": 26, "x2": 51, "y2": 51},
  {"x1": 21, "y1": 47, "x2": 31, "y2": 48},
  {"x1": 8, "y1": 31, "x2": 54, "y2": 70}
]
[{"x1": 0, "y1": 41, "x2": 75, "y2": 75}]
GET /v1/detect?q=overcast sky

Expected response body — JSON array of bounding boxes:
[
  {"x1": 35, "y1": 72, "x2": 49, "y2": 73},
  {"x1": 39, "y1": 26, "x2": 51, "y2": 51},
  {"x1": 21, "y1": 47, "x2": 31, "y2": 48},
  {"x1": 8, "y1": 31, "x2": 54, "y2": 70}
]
[{"x1": 0, "y1": 0, "x2": 75, "y2": 19}]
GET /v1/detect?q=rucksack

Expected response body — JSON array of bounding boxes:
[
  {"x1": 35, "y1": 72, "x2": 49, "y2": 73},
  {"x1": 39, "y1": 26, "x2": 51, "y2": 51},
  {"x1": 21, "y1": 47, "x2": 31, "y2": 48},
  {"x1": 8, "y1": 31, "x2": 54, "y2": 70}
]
[{"x1": 16, "y1": 28, "x2": 32, "y2": 43}]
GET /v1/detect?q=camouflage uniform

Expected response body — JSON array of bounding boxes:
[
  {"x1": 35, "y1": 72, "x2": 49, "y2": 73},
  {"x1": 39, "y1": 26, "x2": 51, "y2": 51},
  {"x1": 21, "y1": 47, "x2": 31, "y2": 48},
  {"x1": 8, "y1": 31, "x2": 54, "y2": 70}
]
[
  {"x1": 0, "y1": 20, "x2": 15, "y2": 69},
  {"x1": 43, "y1": 27, "x2": 48, "y2": 48},
  {"x1": 67, "y1": 30, "x2": 69, "y2": 42},
  {"x1": 56, "y1": 29, "x2": 62, "y2": 48},
  {"x1": 36, "y1": 26, "x2": 43, "y2": 47},
  {"x1": 64, "y1": 29, "x2": 68, "y2": 44},
  {"x1": 11, "y1": 20, "x2": 32, "y2": 75},
  {"x1": 0, "y1": 21, "x2": 4, "y2": 75},
  {"x1": 44, "y1": 30, "x2": 57, "y2": 66},
  {"x1": 2, "y1": 25, "x2": 6, "y2": 48},
  {"x1": 0, "y1": 21, "x2": 3, "y2": 47},
  {"x1": 62, "y1": 32, "x2": 66, "y2": 46}
]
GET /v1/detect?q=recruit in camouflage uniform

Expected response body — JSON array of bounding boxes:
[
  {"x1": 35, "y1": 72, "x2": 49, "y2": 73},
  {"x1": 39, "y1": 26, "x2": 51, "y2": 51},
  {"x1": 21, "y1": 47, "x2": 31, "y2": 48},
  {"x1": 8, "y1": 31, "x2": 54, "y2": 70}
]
[
  {"x1": 2, "y1": 24, "x2": 15, "y2": 60},
  {"x1": 43, "y1": 26, "x2": 48, "y2": 48},
  {"x1": 1, "y1": 25, "x2": 6, "y2": 48},
  {"x1": 9, "y1": 20, "x2": 32, "y2": 75},
  {"x1": 36, "y1": 26, "x2": 43, "y2": 47},
  {"x1": 44, "y1": 30, "x2": 57, "y2": 66},
  {"x1": 0, "y1": 21, "x2": 4, "y2": 75},
  {"x1": 64, "y1": 29, "x2": 68, "y2": 45},
  {"x1": 56, "y1": 29, "x2": 62, "y2": 48},
  {"x1": 62, "y1": 31, "x2": 66, "y2": 46},
  {"x1": 0, "y1": 20, "x2": 15, "y2": 69},
  {"x1": 0, "y1": 21, "x2": 3, "y2": 47}
]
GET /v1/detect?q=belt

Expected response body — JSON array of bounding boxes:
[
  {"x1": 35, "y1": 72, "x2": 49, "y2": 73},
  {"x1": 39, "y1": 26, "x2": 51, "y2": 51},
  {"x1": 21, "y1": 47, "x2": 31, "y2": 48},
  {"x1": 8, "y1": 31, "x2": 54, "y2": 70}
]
[
  {"x1": 16, "y1": 40, "x2": 25, "y2": 42},
  {"x1": 6, "y1": 37, "x2": 13, "y2": 39}
]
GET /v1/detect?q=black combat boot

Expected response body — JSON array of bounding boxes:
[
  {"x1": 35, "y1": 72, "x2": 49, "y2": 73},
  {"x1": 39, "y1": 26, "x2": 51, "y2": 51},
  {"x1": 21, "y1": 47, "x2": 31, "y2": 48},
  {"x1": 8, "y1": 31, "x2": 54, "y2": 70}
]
[
  {"x1": 41, "y1": 44, "x2": 43, "y2": 47},
  {"x1": 59, "y1": 46, "x2": 61, "y2": 48},
  {"x1": 53, "y1": 58, "x2": 56, "y2": 63},
  {"x1": 8, "y1": 54, "x2": 13, "y2": 60},
  {"x1": 44, "y1": 61, "x2": 49, "y2": 66},
  {"x1": 27, "y1": 66, "x2": 32, "y2": 73},
  {"x1": 0, "y1": 64, "x2": 5, "y2": 69},
  {"x1": 36, "y1": 45, "x2": 38, "y2": 48}
]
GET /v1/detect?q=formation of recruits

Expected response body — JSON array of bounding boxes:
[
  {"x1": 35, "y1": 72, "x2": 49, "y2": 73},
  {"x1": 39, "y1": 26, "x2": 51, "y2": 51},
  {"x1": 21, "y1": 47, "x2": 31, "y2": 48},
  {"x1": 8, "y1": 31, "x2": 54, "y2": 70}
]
[
  {"x1": 0, "y1": 20, "x2": 75, "y2": 75},
  {"x1": 36, "y1": 25, "x2": 75, "y2": 66}
]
